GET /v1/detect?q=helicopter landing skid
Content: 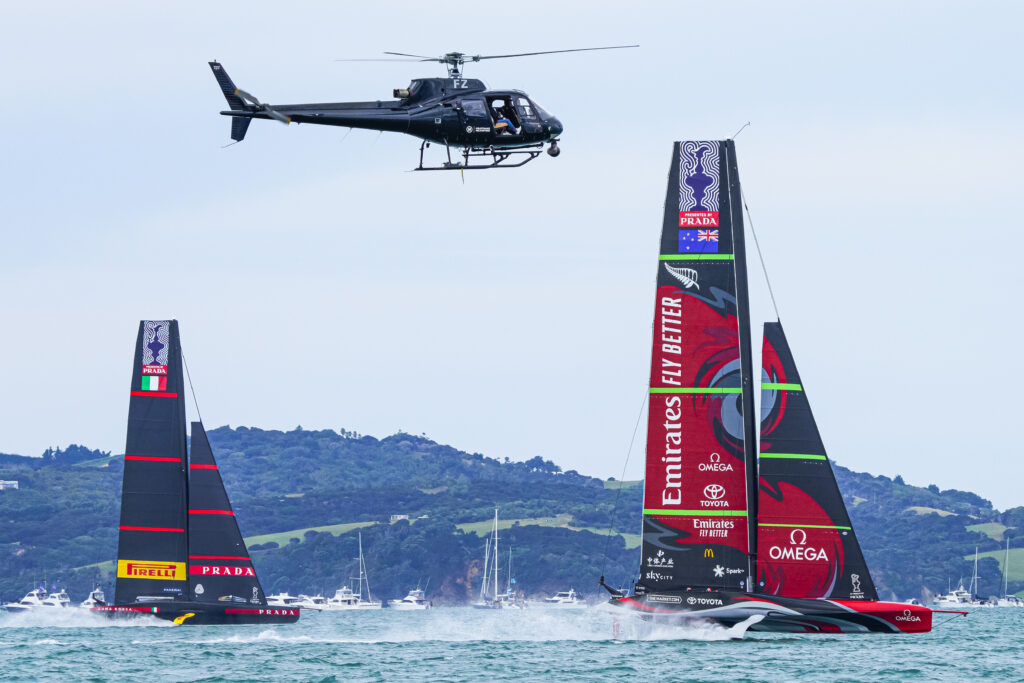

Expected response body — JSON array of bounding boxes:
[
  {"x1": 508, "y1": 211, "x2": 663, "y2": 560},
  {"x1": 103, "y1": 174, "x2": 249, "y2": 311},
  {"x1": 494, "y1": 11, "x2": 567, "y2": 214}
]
[{"x1": 414, "y1": 141, "x2": 543, "y2": 171}]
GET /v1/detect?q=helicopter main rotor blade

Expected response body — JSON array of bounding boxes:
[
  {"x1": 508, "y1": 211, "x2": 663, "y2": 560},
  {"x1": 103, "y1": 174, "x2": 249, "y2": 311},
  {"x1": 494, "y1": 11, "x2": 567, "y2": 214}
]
[
  {"x1": 335, "y1": 58, "x2": 426, "y2": 62},
  {"x1": 472, "y1": 45, "x2": 639, "y2": 61},
  {"x1": 382, "y1": 51, "x2": 437, "y2": 59}
]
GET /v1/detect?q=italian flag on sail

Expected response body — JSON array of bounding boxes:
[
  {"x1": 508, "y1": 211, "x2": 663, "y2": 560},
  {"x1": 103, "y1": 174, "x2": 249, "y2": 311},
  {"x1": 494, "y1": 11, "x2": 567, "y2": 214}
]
[{"x1": 140, "y1": 375, "x2": 167, "y2": 391}]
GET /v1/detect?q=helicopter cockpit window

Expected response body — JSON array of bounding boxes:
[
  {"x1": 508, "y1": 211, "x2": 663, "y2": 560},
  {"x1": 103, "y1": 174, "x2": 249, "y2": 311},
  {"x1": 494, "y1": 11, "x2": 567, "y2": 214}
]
[
  {"x1": 516, "y1": 96, "x2": 537, "y2": 119},
  {"x1": 531, "y1": 100, "x2": 552, "y2": 119},
  {"x1": 461, "y1": 98, "x2": 488, "y2": 118}
]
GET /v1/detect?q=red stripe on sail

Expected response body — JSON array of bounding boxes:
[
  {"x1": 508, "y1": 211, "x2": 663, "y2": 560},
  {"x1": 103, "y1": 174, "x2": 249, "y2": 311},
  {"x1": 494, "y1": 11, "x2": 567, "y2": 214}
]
[
  {"x1": 188, "y1": 510, "x2": 234, "y2": 515},
  {"x1": 189, "y1": 464, "x2": 218, "y2": 469},
  {"x1": 125, "y1": 456, "x2": 182, "y2": 462},
  {"x1": 119, "y1": 526, "x2": 185, "y2": 532},
  {"x1": 188, "y1": 556, "x2": 250, "y2": 560},
  {"x1": 130, "y1": 391, "x2": 179, "y2": 398}
]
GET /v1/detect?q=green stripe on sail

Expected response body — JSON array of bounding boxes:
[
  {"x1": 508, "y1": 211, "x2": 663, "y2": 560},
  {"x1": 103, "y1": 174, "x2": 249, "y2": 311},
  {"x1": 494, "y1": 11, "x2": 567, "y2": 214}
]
[
  {"x1": 758, "y1": 523, "x2": 851, "y2": 530},
  {"x1": 660, "y1": 254, "x2": 734, "y2": 261},
  {"x1": 650, "y1": 387, "x2": 742, "y2": 394},
  {"x1": 761, "y1": 382, "x2": 802, "y2": 391},
  {"x1": 760, "y1": 453, "x2": 828, "y2": 460},
  {"x1": 643, "y1": 509, "x2": 748, "y2": 517}
]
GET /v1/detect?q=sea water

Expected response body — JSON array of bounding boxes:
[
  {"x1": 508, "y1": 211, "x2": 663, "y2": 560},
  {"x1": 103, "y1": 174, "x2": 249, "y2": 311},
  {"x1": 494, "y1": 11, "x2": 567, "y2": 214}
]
[{"x1": 0, "y1": 606, "x2": 1019, "y2": 681}]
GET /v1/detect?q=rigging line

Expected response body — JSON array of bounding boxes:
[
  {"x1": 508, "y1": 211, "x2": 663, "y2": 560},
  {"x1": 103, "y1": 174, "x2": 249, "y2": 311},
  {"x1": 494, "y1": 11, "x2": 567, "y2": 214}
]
[
  {"x1": 601, "y1": 386, "x2": 648, "y2": 574},
  {"x1": 741, "y1": 185, "x2": 782, "y2": 322},
  {"x1": 731, "y1": 121, "x2": 751, "y2": 139},
  {"x1": 181, "y1": 349, "x2": 204, "y2": 426}
]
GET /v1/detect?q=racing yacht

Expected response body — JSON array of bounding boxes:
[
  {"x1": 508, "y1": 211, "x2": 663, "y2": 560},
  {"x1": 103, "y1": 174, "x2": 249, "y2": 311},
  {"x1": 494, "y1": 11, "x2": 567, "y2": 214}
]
[
  {"x1": 601, "y1": 141, "x2": 965, "y2": 634},
  {"x1": 91, "y1": 320, "x2": 298, "y2": 625}
]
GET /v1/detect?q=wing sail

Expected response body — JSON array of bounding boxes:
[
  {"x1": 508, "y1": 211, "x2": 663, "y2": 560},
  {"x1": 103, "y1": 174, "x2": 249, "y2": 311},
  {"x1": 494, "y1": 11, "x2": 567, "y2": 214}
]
[{"x1": 757, "y1": 322, "x2": 878, "y2": 601}]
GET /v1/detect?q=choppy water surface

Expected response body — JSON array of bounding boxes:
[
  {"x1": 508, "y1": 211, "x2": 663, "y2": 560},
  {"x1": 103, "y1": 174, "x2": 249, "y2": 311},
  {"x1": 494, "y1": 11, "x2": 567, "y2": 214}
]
[{"x1": 0, "y1": 606, "x2": 1019, "y2": 681}]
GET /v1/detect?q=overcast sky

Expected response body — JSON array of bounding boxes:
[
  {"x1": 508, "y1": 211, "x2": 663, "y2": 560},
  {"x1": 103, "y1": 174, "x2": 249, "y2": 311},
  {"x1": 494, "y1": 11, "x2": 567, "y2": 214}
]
[{"x1": 1, "y1": 1, "x2": 1021, "y2": 509}]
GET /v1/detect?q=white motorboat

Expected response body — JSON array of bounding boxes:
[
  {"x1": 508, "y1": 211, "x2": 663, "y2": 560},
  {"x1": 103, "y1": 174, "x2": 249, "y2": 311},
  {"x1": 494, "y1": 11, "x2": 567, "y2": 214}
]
[
  {"x1": 43, "y1": 589, "x2": 71, "y2": 608},
  {"x1": 327, "y1": 586, "x2": 380, "y2": 610},
  {"x1": 79, "y1": 587, "x2": 106, "y2": 608},
  {"x1": 932, "y1": 581, "x2": 975, "y2": 608},
  {"x1": 388, "y1": 588, "x2": 430, "y2": 610},
  {"x1": 541, "y1": 588, "x2": 587, "y2": 608},
  {"x1": 296, "y1": 594, "x2": 328, "y2": 611},
  {"x1": 3, "y1": 588, "x2": 48, "y2": 612},
  {"x1": 3, "y1": 587, "x2": 71, "y2": 612},
  {"x1": 266, "y1": 592, "x2": 302, "y2": 608},
  {"x1": 933, "y1": 548, "x2": 990, "y2": 608}
]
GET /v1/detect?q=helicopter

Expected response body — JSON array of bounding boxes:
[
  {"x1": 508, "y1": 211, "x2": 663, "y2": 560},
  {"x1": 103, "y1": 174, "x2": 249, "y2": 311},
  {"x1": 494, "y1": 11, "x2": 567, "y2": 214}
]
[{"x1": 208, "y1": 46, "x2": 636, "y2": 170}]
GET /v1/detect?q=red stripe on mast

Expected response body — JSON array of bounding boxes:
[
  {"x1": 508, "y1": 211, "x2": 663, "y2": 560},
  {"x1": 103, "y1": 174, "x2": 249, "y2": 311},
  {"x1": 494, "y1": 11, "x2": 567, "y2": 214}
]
[
  {"x1": 119, "y1": 526, "x2": 185, "y2": 532},
  {"x1": 129, "y1": 391, "x2": 179, "y2": 398},
  {"x1": 189, "y1": 510, "x2": 234, "y2": 515}
]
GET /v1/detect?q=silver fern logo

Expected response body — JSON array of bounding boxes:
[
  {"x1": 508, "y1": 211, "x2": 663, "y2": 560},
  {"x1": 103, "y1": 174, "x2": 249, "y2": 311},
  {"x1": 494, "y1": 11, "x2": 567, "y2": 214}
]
[{"x1": 664, "y1": 264, "x2": 699, "y2": 289}]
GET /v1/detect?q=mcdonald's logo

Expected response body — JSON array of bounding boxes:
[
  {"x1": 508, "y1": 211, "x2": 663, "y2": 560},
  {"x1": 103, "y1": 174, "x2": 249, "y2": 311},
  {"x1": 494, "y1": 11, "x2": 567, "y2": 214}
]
[{"x1": 704, "y1": 548, "x2": 714, "y2": 558}]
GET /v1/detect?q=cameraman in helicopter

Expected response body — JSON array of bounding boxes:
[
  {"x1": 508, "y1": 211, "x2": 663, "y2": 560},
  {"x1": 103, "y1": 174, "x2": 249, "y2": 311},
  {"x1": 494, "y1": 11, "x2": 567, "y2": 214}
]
[{"x1": 493, "y1": 106, "x2": 518, "y2": 135}]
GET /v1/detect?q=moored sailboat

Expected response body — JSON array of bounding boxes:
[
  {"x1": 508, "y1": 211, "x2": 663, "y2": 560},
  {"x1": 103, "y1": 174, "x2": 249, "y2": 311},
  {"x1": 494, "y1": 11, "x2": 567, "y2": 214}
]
[
  {"x1": 602, "y1": 141, "x2": 963, "y2": 634},
  {"x1": 92, "y1": 320, "x2": 299, "y2": 625},
  {"x1": 325, "y1": 532, "x2": 382, "y2": 610}
]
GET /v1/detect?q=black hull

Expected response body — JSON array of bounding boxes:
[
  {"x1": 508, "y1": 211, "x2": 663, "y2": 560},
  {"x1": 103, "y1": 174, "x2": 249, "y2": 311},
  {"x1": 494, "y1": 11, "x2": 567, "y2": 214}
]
[
  {"x1": 611, "y1": 591, "x2": 939, "y2": 634},
  {"x1": 92, "y1": 603, "x2": 300, "y2": 625}
]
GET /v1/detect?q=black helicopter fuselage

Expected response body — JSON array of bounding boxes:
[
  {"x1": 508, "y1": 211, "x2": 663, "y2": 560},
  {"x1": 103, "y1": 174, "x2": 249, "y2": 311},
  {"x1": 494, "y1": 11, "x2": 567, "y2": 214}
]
[{"x1": 219, "y1": 76, "x2": 563, "y2": 150}]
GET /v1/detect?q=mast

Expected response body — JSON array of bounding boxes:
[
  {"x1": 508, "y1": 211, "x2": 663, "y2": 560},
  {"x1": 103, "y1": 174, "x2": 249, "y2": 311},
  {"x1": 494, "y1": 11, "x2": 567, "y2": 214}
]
[
  {"x1": 724, "y1": 139, "x2": 759, "y2": 590},
  {"x1": 480, "y1": 535, "x2": 491, "y2": 601},
  {"x1": 972, "y1": 547, "x2": 979, "y2": 598},
  {"x1": 358, "y1": 532, "x2": 372, "y2": 602},
  {"x1": 492, "y1": 509, "x2": 499, "y2": 601},
  {"x1": 1005, "y1": 537, "x2": 1010, "y2": 598}
]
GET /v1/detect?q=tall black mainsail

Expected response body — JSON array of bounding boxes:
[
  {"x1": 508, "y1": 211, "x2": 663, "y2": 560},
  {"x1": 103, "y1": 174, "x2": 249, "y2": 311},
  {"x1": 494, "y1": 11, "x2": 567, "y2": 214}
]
[
  {"x1": 99, "y1": 319, "x2": 297, "y2": 624},
  {"x1": 115, "y1": 321, "x2": 189, "y2": 604}
]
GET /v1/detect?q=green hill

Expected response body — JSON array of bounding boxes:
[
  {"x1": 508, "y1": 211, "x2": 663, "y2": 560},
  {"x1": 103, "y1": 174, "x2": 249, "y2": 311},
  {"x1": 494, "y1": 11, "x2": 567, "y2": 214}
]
[{"x1": 0, "y1": 427, "x2": 1018, "y2": 603}]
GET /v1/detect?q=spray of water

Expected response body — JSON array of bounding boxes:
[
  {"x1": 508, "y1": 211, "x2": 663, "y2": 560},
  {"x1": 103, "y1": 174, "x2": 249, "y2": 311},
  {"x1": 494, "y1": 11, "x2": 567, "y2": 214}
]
[
  {"x1": 0, "y1": 609, "x2": 173, "y2": 629},
  {"x1": 158, "y1": 607, "x2": 740, "y2": 646}
]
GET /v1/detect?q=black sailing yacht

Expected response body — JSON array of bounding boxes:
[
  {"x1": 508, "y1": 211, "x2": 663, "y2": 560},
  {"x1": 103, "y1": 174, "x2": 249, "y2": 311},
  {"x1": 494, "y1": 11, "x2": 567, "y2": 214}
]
[
  {"x1": 602, "y1": 141, "x2": 962, "y2": 634},
  {"x1": 93, "y1": 320, "x2": 299, "y2": 625}
]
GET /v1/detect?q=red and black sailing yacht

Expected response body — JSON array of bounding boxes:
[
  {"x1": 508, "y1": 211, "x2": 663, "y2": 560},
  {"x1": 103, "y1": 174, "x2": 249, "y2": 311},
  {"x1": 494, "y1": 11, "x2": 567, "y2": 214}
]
[
  {"x1": 602, "y1": 141, "x2": 959, "y2": 634},
  {"x1": 93, "y1": 321, "x2": 299, "y2": 625}
]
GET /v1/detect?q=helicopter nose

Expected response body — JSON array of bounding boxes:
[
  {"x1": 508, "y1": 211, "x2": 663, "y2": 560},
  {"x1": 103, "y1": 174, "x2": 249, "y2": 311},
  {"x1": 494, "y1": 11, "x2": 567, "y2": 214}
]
[{"x1": 547, "y1": 118, "x2": 563, "y2": 137}]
